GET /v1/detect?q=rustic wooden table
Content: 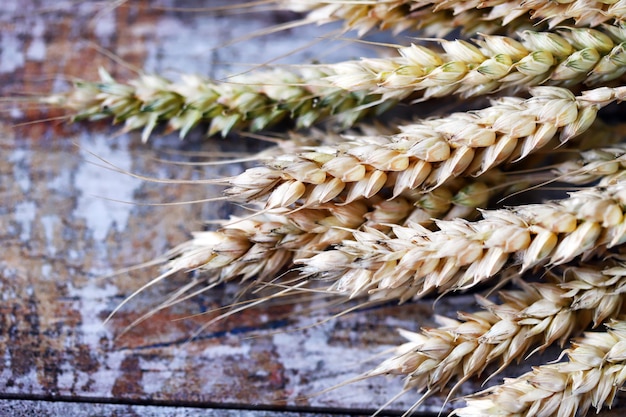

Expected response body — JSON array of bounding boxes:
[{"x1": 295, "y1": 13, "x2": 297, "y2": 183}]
[{"x1": 1, "y1": 1, "x2": 625, "y2": 416}]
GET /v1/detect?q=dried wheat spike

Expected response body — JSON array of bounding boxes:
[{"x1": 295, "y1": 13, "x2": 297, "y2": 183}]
[
  {"x1": 558, "y1": 263, "x2": 626, "y2": 326},
  {"x1": 366, "y1": 262, "x2": 626, "y2": 406},
  {"x1": 224, "y1": 86, "x2": 624, "y2": 208},
  {"x1": 328, "y1": 27, "x2": 626, "y2": 101},
  {"x1": 277, "y1": 0, "x2": 622, "y2": 36},
  {"x1": 160, "y1": 140, "x2": 626, "y2": 296},
  {"x1": 452, "y1": 319, "x2": 626, "y2": 417},
  {"x1": 161, "y1": 197, "x2": 420, "y2": 283},
  {"x1": 163, "y1": 201, "x2": 370, "y2": 284},
  {"x1": 551, "y1": 144, "x2": 626, "y2": 185},
  {"x1": 297, "y1": 179, "x2": 626, "y2": 302},
  {"x1": 417, "y1": 0, "x2": 625, "y2": 29},
  {"x1": 162, "y1": 177, "x2": 500, "y2": 288},
  {"x1": 278, "y1": 0, "x2": 502, "y2": 37}
]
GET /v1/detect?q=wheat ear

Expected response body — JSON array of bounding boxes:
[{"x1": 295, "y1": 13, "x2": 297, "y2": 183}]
[
  {"x1": 278, "y1": 0, "x2": 623, "y2": 36},
  {"x1": 452, "y1": 318, "x2": 626, "y2": 417},
  {"x1": 297, "y1": 179, "x2": 626, "y2": 302},
  {"x1": 411, "y1": 0, "x2": 625, "y2": 29},
  {"x1": 159, "y1": 153, "x2": 626, "y2": 295},
  {"x1": 282, "y1": 0, "x2": 532, "y2": 37},
  {"x1": 366, "y1": 261, "x2": 626, "y2": 403},
  {"x1": 328, "y1": 27, "x2": 626, "y2": 101},
  {"x1": 223, "y1": 86, "x2": 622, "y2": 209},
  {"x1": 162, "y1": 176, "x2": 501, "y2": 287},
  {"x1": 551, "y1": 144, "x2": 626, "y2": 185},
  {"x1": 46, "y1": 27, "x2": 625, "y2": 140},
  {"x1": 162, "y1": 201, "x2": 371, "y2": 283},
  {"x1": 45, "y1": 66, "x2": 382, "y2": 141}
]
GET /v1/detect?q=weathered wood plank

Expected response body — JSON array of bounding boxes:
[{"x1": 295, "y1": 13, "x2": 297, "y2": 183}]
[
  {"x1": 0, "y1": 1, "x2": 442, "y2": 414},
  {"x1": 2, "y1": 1, "x2": 626, "y2": 416}
]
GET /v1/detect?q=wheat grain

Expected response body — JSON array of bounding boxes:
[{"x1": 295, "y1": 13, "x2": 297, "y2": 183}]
[
  {"x1": 452, "y1": 318, "x2": 626, "y2": 417},
  {"x1": 402, "y1": 178, "x2": 491, "y2": 227},
  {"x1": 222, "y1": 86, "x2": 622, "y2": 209}
]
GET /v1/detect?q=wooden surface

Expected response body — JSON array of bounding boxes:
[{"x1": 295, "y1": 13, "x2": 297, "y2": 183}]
[{"x1": 1, "y1": 1, "x2": 625, "y2": 416}]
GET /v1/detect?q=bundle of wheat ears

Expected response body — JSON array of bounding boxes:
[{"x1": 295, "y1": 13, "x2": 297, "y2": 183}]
[{"x1": 37, "y1": 0, "x2": 626, "y2": 416}]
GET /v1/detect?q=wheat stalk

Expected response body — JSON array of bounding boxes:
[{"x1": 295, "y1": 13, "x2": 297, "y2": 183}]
[
  {"x1": 365, "y1": 261, "x2": 626, "y2": 408},
  {"x1": 222, "y1": 86, "x2": 622, "y2": 209},
  {"x1": 452, "y1": 318, "x2": 626, "y2": 417}
]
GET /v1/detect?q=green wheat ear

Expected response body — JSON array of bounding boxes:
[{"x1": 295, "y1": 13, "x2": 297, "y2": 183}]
[{"x1": 45, "y1": 66, "x2": 392, "y2": 141}]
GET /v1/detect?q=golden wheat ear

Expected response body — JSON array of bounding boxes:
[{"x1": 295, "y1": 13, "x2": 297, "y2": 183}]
[
  {"x1": 363, "y1": 259, "x2": 626, "y2": 407},
  {"x1": 297, "y1": 174, "x2": 626, "y2": 302},
  {"x1": 327, "y1": 27, "x2": 626, "y2": 101},
  {"x1": 452, "y1": 318, "x2": 626, "y2": 417},
  {"x1": 217, "y1": 86, "x2": 622, "y2": 210},
  {"x1": 273, "y1": 0, "x2": 621, "y2": 37}
]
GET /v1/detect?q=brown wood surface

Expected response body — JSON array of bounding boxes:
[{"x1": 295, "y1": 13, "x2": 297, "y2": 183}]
[{"x1": 1, "y1": 1, "x2": 626, "y2": 416}]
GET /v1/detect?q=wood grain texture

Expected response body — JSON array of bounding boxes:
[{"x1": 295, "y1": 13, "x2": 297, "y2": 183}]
[{"x1": 1, "y1": 1, "x2": 625, "y2": 416}]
